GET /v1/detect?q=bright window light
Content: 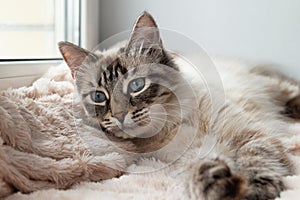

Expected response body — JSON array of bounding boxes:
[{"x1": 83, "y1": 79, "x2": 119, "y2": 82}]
[{"x1": 0, "y1": 0, "x2": 80, "y2": 60}]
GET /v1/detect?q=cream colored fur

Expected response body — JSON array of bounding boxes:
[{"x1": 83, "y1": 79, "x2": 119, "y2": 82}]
[{"x1": 1, "y1": 59, "x2": 300, "y2": 199}]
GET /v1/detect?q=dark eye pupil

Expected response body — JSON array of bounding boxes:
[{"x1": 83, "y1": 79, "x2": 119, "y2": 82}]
[
  {"x1": 130, "y1": 78, "x2": 145, "y2": 92},
  {"x1": 91, "y1": 91, "x2": 106, "y2": 103}
]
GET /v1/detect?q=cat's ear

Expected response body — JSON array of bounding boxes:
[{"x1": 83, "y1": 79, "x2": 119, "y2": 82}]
[
  {"x1": 58, "y1": 41, "x2": 97, "y2": 78},
  {"x1": 126, "y1": 11, "x2": 163, "y2": 56}
]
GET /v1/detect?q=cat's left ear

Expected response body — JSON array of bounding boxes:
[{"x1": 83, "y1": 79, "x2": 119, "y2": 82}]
[
  {"x1": 58, "y1": 41, "x2": 97, "y2": 78},
  {"x1": 126, "y1": 11, "x2": 163, "y2": 56}
]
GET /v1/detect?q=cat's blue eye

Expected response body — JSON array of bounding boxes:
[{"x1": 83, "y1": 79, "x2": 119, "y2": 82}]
[
  {"x1": 91, "y1": 91, "x2": 106, "y2": 103},
  {"x1": 129, "y1": 78, "x2": 145, "y2": 93}
]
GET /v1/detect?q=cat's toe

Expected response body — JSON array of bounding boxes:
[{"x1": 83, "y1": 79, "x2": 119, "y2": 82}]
[
  {"x1": 284, "y1": 95, "x2": 300, "y2": 119},
  {"x1": 188, "y1": 159, "x2": 247, "y2": 200}
]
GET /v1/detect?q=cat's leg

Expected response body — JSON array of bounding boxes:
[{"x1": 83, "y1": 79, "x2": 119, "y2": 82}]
[
  {"x1": 187, "y1": 139, "x2": 294, "y2": 200},
  {"x1": 250, "y1": 65, "x2": 300, "y2": 119},
  {"x1": 188, "y1": 157, "x2": 287, "y2": 200},
  {"x1": 234, "y1": 139, "x2": 293, "y2": 200}
]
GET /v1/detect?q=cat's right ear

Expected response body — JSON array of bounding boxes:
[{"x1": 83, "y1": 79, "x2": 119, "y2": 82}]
[
  {"x1": 58, "y1": 41, "x2": 97, "y2": 78},
  {"x1": 125, "y1": 12, "x2": 163, "y2": 56}
]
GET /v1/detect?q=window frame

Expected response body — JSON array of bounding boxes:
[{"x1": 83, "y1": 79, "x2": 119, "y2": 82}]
[{"x1": 0, "y1": 0, "x2": 99, "y2": 90}]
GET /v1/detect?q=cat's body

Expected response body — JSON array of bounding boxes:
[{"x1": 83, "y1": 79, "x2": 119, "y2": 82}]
[{"x1": 59, "y1": 12, "x2": 300, "y2": 200}]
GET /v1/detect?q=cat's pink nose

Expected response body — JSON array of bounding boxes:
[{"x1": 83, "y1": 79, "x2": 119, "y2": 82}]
[{"x1": 114, "y1": 112, "x2": 127, "y2": 123}]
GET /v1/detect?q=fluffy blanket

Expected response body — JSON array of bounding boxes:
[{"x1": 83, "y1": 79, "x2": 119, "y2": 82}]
[{"x1": 1, "y1": 63, "x2": 300, "y2": 200}]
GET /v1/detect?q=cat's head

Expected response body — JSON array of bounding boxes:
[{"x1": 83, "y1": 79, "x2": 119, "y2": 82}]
[{"x1": 58, "y1": 12, "x2": 185, "y2": 140}]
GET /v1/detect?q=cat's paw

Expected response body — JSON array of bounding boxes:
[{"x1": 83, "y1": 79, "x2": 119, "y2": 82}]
[
  {"x1": 244, "y1": 173, "x2": 284, "y2": 200},
  {"x1": 187, "y1": 158, "x2": 247, "y2": 200},
  {"x1": 284, "y1": 95, "x2": 300, "y2": 119}
]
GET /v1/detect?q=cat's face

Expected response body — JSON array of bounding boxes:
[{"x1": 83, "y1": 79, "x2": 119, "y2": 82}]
[{"x1": 59, "y1": 12, "x2": 182, "y2": 139}]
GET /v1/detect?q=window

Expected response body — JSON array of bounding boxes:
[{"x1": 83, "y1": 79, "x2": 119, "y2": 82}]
[
  {"x1": 0, "y1": 0, "x2": 81, "y2": 60},
  {"x1": 0, "y1": 0, "x2": 99, "y2": 90},
  {"x1": 0, "y1": 0, "x2": 102, "y2": 91}
]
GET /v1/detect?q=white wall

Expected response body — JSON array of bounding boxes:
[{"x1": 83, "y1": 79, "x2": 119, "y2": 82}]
[{"x1": 99, "y1": 0, "x2": 300, "y2": 80}]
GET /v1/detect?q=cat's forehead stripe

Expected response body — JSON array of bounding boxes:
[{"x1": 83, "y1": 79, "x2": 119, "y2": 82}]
[
  {"x1": 103, "y1": 72, "x2": 108, "y2": 84},
  {"x1": 98, "y1": 77, "x2": 102, "y2": 86},
  {"x1": 114, "y1": 66, "x2": 119, "y2": 78},
  {"x1": 98, "y1": 59, "x2": 128, "y2": 86}
]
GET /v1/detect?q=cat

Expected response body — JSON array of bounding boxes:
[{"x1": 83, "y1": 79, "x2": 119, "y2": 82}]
[{"x1": 58, "y1": 11, "x2": 300, "y2": 200}]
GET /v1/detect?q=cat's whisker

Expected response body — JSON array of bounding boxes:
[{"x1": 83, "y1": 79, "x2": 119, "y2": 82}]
[
  {"x1": 133, "y1": 117, "x2": 150, "y2": 124},
  {"x1": 132, "y1": 113, "x2": 149, "y2": 120},
  {"x1": 149, "y1": 112, "x2": 182, "y2": 118},
  {"x1": 162, "y1": 103, "x2": 197, "y2": 109},
  {"x1": 149, "y1": 114, "x2": 182, "y2": 122},
  {"x1": 140, "y1": 119, "x2": 164, "y2": 131},
  {"x1": 148, "y1": 116, "x2": 179, "y2": 126},
  {"x1": 148, "y1": 105, "x2": 196, "y2": 114},
  {"x1": 132, "y1": 114, "x2": 169, "y2": 126},
  {"x1": 137, "y1": 119, "x2": 160, "y2": 130},
  {"x1": 149, "y1": 112, "x2": 181, "y2": 119}
]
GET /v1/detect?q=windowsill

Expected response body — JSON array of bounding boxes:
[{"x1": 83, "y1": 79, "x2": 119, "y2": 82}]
[{"x1": 0, "y1": 60, "x2": 63, "y2": 90}]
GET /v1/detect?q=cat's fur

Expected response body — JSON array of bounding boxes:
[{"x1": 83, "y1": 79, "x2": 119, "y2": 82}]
[{"x1": 59, "y1": 12, "x2": 300, "y2": 200}]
